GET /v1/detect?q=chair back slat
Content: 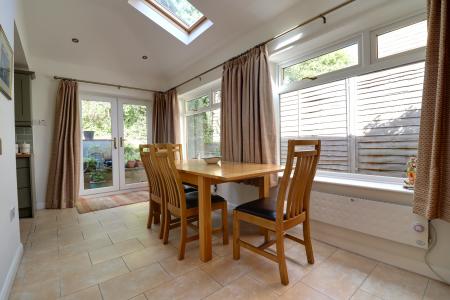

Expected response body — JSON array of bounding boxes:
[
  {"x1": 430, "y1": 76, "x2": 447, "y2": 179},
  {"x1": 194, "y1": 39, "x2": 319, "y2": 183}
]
[
  {"x1": 151, "y1": 144, "x2": 186, "y2": 212},
  {"x1": 276, "y1": 140, "x2": 321, "y2": 222},
  {"x1": 140, "y1": 144, "x2": 161, "y2": 198}
]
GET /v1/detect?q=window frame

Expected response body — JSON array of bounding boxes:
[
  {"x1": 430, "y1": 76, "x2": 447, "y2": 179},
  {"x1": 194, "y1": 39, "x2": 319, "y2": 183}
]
[
  {"x1": 276, "y1": 14, "x2": 427, "y2": 183},
  {"x1": 278, "y1": 36, "x2": 363, "y2": 91},
  {"x1": 370, "y1": 13, "x2": 427, "y2": 64},
  {"x1": 145, "y1": 0, "x2": 207, "y2": 33}
]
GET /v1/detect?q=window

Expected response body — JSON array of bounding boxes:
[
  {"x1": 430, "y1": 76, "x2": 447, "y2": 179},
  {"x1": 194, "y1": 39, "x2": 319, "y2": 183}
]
[
  {"x1": 129, "y1": 0, "x2": 213, "y2": 45},
  {"x1": 282, "y1": 43, "x2": 359, "y2": 84},
  {"x1": 280, "y1": 61, "x2": 424, "y2": 178},
  {"x1": 185, "y1": 90, "x2": 221, "y2": 159},
  {"x1": 376, "y1": 20, "x2": 427, "y2": 59},
  {"x1": 146, "y1": 0, "x2": 206, "y2": 32}
]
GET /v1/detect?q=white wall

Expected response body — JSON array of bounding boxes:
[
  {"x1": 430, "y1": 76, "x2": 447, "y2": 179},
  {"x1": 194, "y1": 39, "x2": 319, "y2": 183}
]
[
  {"x1": 0, "y1": 0, "x2": 23, "y2": 299},
  {"x1": 31, "y1": 71, "x2": 154, "y2": 209}
]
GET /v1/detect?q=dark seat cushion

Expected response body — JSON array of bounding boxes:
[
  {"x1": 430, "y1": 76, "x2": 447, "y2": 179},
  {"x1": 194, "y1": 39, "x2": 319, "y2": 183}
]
[
  {"x1": 183, "y1": 184, "x2": 197, "y2": 193},
  {"x1": 235, "y1": 198, "x2": 284, "y2": 221},
  {"x1": 184, "y1": 191, "x2": 226, "y2": 209}
]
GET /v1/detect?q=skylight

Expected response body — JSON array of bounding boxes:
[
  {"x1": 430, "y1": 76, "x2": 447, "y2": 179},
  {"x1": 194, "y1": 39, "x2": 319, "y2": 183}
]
[
  {"x1": 129, "y1": 0, "x2": 213, "y2": 44},
  {"x1": 149, "y1": 0, "x2": 206, "y2": 31}
]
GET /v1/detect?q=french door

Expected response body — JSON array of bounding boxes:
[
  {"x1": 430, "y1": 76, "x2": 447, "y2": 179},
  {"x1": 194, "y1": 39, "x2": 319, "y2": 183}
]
[{"x1": 80, "y1": 94, "x2": 151, "y2": 196}]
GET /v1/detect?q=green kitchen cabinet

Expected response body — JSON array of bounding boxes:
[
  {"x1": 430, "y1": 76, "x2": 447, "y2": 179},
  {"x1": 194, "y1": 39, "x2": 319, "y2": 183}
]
[
  {"x1": 14, "y1": 73, "x2": 32, "y2": 126},
  {"x1": 16, "y1": 157, "x2": 33, "y2": 218}
]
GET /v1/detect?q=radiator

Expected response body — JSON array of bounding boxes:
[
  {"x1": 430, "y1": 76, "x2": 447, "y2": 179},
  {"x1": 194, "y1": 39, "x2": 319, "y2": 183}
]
[{"x1": 310, "y1": 191, "x2": 429, "y2": 249}]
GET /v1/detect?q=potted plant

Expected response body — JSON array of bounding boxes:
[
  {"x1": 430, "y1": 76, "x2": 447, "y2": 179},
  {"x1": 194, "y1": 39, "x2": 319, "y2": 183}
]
[
  {"x1": 84, "y1": 158, "x2": 97, "y2": 173},
  {"x1": 124, "y1": 145, "x2": 137, "y2": 168},
  {"x1": 83, "y1": 131, "x2": 95, "y2": 140},
  {"x1": 89, "y1": 170, "x2": 106, "y2": 183},
  {"x1": 135, "y1": 160, "x2": 144, "y2": 168}
]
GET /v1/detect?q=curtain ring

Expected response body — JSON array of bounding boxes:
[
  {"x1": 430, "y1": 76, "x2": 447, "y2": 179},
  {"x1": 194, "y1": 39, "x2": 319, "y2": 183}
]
[{"x1": 321, "y1": 15, "x2": 327, "y2": 24}]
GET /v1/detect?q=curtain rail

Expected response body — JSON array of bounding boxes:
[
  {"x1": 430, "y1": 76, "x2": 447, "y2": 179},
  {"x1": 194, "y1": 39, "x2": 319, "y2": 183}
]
[
  {"x1": 167, "y1": 0, "x2": 356, "y2": 92},
  {"x1": 53, "y1": 76, "x2": 161, "y2": 93}
]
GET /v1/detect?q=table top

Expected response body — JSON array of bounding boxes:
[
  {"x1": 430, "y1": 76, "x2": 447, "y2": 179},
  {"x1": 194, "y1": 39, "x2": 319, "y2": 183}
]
[{"x1": 175, "y1": 160, "x2": 283, "y2": 181}]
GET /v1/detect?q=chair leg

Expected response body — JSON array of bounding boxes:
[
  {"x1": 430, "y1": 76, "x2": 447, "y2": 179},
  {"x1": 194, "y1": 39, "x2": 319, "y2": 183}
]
[
  {"x1": 163, "y1": 211, "x2": 170, "y2": 244},
  {"x1": 178, "y1": 217, "x2": 187, "y2": 260},
  {"x1": 147, "y1": 201, "x2": 154, "y2": 229},
  {"x1": 222, "y1": 203, "x2": 229, "y2": 245},
  {"x1": 153, "y1": 203, "x2": 161, "y2": 225},
  {"x1": 261, "y1": 228, "x2": 270, "y2": 243},
  {"x1": 303, "y1": 218, "x2": 315, "y2": 264},
  {"x1": 275, "y1": 231, "x2": 289, "y2": 285},
  {"x1": 232, "y1": 211, "x2": 240, "y2": 260}
]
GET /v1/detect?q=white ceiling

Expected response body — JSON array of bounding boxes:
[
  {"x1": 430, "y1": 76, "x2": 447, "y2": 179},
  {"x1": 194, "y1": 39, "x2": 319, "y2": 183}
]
[{"x1": 20, "y1": 0, "x2": 307, "y2": 90}]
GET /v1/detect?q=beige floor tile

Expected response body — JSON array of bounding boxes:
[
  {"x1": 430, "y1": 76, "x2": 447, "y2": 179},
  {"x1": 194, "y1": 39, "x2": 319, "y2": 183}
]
[
  {"x1": 301, "y1": 250, "x2": 377, "y2": 300},
  {"x1": 280, "y1": 282, "x2": 332, "y2": 300},
  {"x1": 360, "y1": 263, "x2": 429, "y2": 300},
  {"x1": 61, "y1": 257, "x2": 129, "y2": 296},
  {"x1": 350, "y1": 290, "x2": 383, "y2": 300},
  {"x1": 123, "y1": 243, "x2": 178, "y2": 270},
  {"x1": 58, "y1": 285, "x2": 102, "y2": 300},
  {"x1": 159, "y1": 247, "x2": 208, "y2": 277},
  {"x1": 424, "y1": 280, "x2": 450, "y2": 300},
  {"x1": 107, "y1": 226, "x2": 155, "y2": 244},
  {"x1": 99, "y1": 263, "x2": 171, "y2": 300},
  {"x1": 60, "y1": 236, "x2": 112, "y2": 257},
  {"x1": 58, "y1": 230, "x2": 85, "y2": 246},
  {"x1": 10, "y1": 278, "x2": 60, "y2": 300},
  {"x1": 199, "y1": 255, "x2": 255, "y2": 286},
  {"x1": 205, "y1": 275, "x2": 279, "y2": 300},
  {"x1": 130, "y1": 295, "x2": 148, "y2": 300},
  {"x1": 144, "y1": 268, "x2": 221, "y2": 300},
  {"x1": 89, "y1": 238, "x2": 144, "y2": 264}
]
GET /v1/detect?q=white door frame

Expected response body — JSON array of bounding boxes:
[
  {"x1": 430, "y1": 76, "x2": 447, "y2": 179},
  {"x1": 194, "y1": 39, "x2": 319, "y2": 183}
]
[
  {"x1": 79, "y1": 94, "x2": 120, "y2": 196},
  {"x1": 117, "y1": 98, "x2": 152, "y2": 190}
]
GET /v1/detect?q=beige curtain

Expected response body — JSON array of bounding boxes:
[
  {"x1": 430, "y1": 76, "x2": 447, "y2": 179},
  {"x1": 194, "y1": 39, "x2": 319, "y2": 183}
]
[
  {"x1": 413, "y1": 0, "x2": 450, "y2": 222},
  {"x1": 45, "y1": 80, "x2": 80, "y2": 209},
  {"x1": 152, "y1": 89, "x2": 180, "y2": 143},
  {"x1": 221, "y1": 45, "x2": 277, "y2": 184}
]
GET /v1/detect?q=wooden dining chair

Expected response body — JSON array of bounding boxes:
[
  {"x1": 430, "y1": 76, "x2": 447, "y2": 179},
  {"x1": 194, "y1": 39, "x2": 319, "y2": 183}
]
[
  {"x1": 150, "y1": 144, "x2": 229, "y2": 260},
  {"x1": 232, "y1": 140, "x2": 321, "y2": 285},
  {"x1": 140, "y1": 145, "x2": 164, "y2": 238}
]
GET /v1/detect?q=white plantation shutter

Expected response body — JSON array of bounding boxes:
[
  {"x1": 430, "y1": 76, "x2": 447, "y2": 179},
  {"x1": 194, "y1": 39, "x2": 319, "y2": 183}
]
[
  {"x1": 355, "y1": 62, "x2": 424, "y2": 177},
  {"x1": 279, "y1": 62, "x2": 424, "y2": 178},
  {"x1": 280, "y1": 80, "x2": 349, "y2": 172}
]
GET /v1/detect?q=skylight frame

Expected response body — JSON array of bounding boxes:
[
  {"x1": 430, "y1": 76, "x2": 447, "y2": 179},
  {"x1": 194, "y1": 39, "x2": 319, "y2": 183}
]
[{"x1": 145, "y1": 0, "x2": 207, "y2": 33}]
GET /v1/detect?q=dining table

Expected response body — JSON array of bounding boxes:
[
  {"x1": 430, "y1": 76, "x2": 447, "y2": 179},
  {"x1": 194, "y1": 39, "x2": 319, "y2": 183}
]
[{"x1": 175, "y1": 159, "x2": 284, "y2": 262}]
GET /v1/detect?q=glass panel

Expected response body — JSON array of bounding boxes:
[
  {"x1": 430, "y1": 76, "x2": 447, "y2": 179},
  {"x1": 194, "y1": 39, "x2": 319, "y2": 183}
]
[
  {"x1": 282, "y1": 43, "x2": 359, "y2": 84},
  {"x1": 81, "y1": 100, "x2": 114, "y2": 190},
  {"x1": 377, "y1": 20, "x2": 427, "y2": 58},
  {"x1": 186, "y1": 95, "x2": 210, "y2": 113},
  {"x1": 153, "y1": 0, "x2": 204, "y2": 27},
  {"x1": 123, "y1": 104, "x2": 149, "y2": 185},
  {"x1": 186, "y1": 109, "x2": 220, "y2": 159},
  {"x1": 213, "y1": 90, "x2": 221, "y2": 104}
]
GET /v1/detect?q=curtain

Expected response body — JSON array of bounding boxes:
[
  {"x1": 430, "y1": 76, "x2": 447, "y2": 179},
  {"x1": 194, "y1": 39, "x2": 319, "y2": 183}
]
[
  {"x1": 221, "y1": 45, "x2": 277, "y2": 184},
  {"x1": 152, "y1": 89, "x2": 180, "y2": 143},
  {"x1": 45, "y1": 80, "x2": 80, "y2": 209},
  {"x1": 413, "y1": 0, "x2": 450, "y2": 222}
]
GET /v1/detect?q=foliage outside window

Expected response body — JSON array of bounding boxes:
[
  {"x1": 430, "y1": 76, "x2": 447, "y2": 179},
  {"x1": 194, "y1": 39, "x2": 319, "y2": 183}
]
[
  {"x1": 282, "y1": 43, "x2": 359, "y2": 84},
  {"x1": 152, "y1": 0, "x2": 204, "y2": 28},
  {"x1": 81, "y1": 100, "x2": 112, "y2": 139}
]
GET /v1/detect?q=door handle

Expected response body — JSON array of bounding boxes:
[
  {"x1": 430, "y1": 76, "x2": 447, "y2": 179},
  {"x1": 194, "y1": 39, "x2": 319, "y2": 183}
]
[
  {"x1": 113, "y1": 137, "x2": 117, "y2": 149},
  {"x1": 119, "y1": 137, "x2": 124, "y2": 148}
]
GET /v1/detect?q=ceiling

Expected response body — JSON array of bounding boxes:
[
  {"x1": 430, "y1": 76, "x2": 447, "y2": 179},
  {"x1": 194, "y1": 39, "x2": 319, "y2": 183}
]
[{"x1": 19, "y1": 0, "x2": 304, "y2": 90}]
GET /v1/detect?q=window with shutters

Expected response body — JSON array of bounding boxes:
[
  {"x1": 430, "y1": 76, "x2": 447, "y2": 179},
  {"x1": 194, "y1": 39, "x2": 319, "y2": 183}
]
[{"x1": 278, "y1": 15, "x2": 426, "y2": 179}]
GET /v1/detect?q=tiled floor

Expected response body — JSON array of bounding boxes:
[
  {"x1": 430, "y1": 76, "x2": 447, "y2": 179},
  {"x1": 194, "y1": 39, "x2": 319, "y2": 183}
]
[{"x1": 11, "y1": 202, "x2": 450, "y2": 300}]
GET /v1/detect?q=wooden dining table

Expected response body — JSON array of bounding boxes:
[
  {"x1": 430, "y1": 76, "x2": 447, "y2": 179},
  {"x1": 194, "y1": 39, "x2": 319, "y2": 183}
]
[{"x1": 175, "y1": 159, "x2": 283, "y2": 262}]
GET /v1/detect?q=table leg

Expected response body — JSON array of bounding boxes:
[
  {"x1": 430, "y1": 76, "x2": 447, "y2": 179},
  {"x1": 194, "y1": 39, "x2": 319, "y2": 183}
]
[
  {"x1": 259, "y1": 174, "x2": 270, "y2": 242},
  {"x1": 198, "y1": 175, "x2": 212, "y2": 262}
]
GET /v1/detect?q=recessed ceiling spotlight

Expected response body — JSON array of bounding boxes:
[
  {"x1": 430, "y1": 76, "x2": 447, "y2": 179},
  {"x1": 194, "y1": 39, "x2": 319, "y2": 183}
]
[
  {"x1": 142, "y1": 55, "x2": 148, "y2": 60},
  {"x1": 72, "y1": 38, "x2": 79, "y2": 43}
]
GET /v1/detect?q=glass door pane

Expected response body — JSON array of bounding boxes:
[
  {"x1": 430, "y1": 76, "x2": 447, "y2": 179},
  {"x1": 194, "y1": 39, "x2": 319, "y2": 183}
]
[
  {"x1": 119, "y1": 102, "x2": 150, "y2": 187},
  {"x1": 81, "y1": 98, "x2": 118, "y2": 193}
]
